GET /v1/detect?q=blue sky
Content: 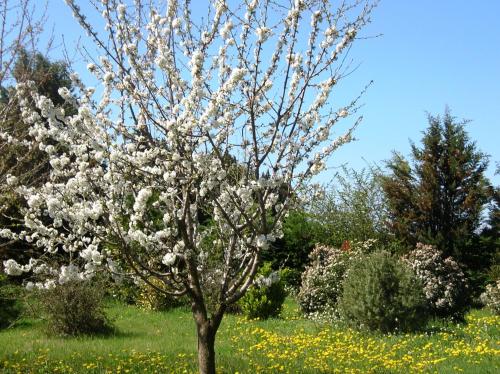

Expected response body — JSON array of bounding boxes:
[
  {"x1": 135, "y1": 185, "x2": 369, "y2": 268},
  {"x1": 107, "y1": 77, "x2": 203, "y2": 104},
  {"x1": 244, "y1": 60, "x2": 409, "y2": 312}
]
[
  {"x1": 41, "y1": 0, "x2": 500, "y2": 184},
  {"x1": 334, "y1": 0, "x2": 500, "y2": 184}
]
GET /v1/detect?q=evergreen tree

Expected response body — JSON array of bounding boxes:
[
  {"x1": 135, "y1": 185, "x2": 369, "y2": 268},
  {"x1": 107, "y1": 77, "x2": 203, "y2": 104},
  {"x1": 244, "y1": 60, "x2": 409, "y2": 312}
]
[
  {"x1": 381, "y1": 110, "x2": 491, "y2": 268},
  {"x1": 485, "y1": 164, "x2": 500, "y2": 239}
]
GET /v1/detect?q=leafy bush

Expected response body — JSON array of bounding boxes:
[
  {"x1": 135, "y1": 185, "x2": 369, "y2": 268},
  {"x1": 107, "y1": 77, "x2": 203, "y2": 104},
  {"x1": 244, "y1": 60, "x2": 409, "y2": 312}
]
[
  {"x1": 308, "y1": 167, "x2": 390, "y2": 248},
  {"x1": 265, "y1": 167, "x2": 390, "y2": 272},
  {"x1": 0, "y1": 274, "x2": 22, "y2": 329},
  {"x1": 136, "y1": 277, "x2": 187, "y2": 311},
  {"x1": 297, "y1": 244, "x2": 359, "y2": 318},
  {"x1": 402, "y1": 243, "x2": 470, "y2": 319},
  {"x1": 38, "y1": 280, "x2": 112, "y2": 336},
  {"x1": 480, "y1": 280, "x2": 500, "y2": 315},
  {"x1": 339, "y1": 251, "x2": 428, "y2": 333},
  {"x1": 238, "y1": 263, "x2": 287, "y2": 320},
  {"x1": 263, "y1": 210, "x2": 328, "y2": 272}
]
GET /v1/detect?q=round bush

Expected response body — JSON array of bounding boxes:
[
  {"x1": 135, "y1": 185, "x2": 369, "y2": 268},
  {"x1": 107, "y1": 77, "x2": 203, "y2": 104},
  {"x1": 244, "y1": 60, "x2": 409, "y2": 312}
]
[
  {"x1": 39, "y1": 280, "x2": 112, "y2": 336},
  {"x1": 238, "y1": 263, "x2": 287, "y2": 320},
  {"x1": 297, "y1": 244, "x2": 359, "y2": 318},
  {"x1": 402, "y1": 243, "x2": 470, "y2": 319},
  {"x1": 338, "y1": 251, "x2": 428, "y2": 333}
]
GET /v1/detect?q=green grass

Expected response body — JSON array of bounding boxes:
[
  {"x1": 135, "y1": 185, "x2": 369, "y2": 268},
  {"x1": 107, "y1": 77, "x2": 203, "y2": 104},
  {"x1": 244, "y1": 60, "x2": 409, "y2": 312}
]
[{"x1": 0, "y1": 298, "x2": 499, "y2": 373}]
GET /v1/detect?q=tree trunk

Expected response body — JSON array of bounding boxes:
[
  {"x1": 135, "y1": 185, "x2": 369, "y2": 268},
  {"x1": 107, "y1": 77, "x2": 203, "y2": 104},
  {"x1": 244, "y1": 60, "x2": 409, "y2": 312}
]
[{"x1": 197, "y1": 321, "x2": 217, "y2": 374}]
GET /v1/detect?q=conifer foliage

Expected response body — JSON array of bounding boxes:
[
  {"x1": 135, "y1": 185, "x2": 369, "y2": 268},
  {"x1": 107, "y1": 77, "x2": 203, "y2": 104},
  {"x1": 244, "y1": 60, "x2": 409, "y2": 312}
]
[{"x1": 381, "y1": 110, "x2": 490, "y2": 267}]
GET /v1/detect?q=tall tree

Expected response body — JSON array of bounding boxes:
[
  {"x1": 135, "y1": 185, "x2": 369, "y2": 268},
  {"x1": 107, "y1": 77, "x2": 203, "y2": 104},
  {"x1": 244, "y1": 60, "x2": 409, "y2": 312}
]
[
  {"x1": 381, "y1": 110, "x2": 491, "y2": 266},
  {"x1": 484, "y1": 163, "x2": 500, "y2": 239},
  {"x1": 1, "y1": 1, "x2": 376, "y2": 373}
]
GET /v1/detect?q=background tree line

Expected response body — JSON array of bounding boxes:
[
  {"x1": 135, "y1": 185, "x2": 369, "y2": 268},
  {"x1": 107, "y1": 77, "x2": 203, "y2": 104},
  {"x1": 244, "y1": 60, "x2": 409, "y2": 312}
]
[
  {"x1": 264, "y1": 110, "x2": 498, "y2": 295},
  {"x1": 2, "y1": 48, "x2": 498, "y2": 298}
]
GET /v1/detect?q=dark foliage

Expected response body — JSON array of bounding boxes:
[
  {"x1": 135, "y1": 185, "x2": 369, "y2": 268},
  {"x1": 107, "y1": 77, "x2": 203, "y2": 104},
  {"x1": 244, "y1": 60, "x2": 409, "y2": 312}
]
[
  {"x1": 381, "y1": 109, "x2": 492, "y2": 271},
  {"x1": 263, "y1": 210, "x2": 325, "y2": 274},
  {"x1": 0, "y1": 274, "x2": 23, "y2": 329}
]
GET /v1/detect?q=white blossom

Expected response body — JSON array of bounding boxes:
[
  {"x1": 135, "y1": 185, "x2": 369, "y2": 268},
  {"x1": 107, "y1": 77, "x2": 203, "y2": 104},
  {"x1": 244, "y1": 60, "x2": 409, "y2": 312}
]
[
  {"x1": 255, "y1": 235, "x2": 269, "y2": 250},
  {"x1": 6, "y1": 174, "x2": 17, "y2": 186},
  {"x1": 220, "y1": 20, "x2": 233, "y2": 39},
  {"x1": 255, "y1": 26, "x2": 272, "y2": 42},
  {"x1": 338, "y1": 109, "x2": 349, "y2": 118},
  {"x1": 162, "y1": 253, "x2": 176, "y2": 266},
  {"x1": 3, "y1": 259, "x2": 24, "y2": 276}
]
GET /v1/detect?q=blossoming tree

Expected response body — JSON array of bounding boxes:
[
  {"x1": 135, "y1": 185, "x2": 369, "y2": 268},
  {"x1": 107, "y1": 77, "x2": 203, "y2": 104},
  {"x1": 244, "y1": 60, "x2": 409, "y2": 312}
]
[{"x1": 2, "y1": 0, "x2": 375, "y2": 372}]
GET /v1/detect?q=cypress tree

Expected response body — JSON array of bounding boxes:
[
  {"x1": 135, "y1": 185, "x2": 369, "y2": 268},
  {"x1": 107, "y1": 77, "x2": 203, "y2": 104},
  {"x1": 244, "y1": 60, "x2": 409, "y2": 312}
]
[{"x1": 381, "y1": 109, "x2": 491, "y2": 268}]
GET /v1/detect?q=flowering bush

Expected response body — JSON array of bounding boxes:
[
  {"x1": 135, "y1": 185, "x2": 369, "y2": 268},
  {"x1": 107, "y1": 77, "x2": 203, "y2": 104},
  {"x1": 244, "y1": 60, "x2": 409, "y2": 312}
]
[
  {"x1": 238, "y1": 263, "x2": 287, "y2": 320},
  {"x1": 480, "y1": 280, "x2": 500, "y2": 315},
  {"x1": 297, "y1": 244, "x2": 361, "y2": 318},
  {"x1": 339, "y1": 250, "x2": 428, "y2": 333},
  {"x1": 402, "y1": 243, "x2": 470, "y2": 319}
]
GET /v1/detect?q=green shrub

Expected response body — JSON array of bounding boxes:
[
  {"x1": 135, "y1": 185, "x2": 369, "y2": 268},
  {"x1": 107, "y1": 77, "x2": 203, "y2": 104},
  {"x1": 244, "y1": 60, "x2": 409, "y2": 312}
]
[
  {"x1": 238, "y1": 263, "x2": 287, "y2": 320},
  {"x1": 338, "y1": 251, "x2": 428, "y2": 333},
  {"x1": 0, "y1": 274, "x2": 22, "y2": 329},
  {"x1": 38, "y1": 280, "x2": 112, "y2": 336}
]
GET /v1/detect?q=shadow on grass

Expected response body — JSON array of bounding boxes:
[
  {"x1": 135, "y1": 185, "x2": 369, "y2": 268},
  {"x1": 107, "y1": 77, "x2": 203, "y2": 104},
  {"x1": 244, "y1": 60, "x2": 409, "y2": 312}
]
[
  {"x1": 96, "y1": 328, "x2": 144, "y2": 340},
  {"x1": 42, "y1": 324, "x2": 147, "y2": 340}
]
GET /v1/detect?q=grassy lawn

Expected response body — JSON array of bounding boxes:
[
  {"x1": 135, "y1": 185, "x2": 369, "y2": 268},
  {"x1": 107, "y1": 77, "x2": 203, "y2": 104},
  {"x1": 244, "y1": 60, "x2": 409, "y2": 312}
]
[{"x1": 0, "y1": 298, "x2": 499, "y2": 373}]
